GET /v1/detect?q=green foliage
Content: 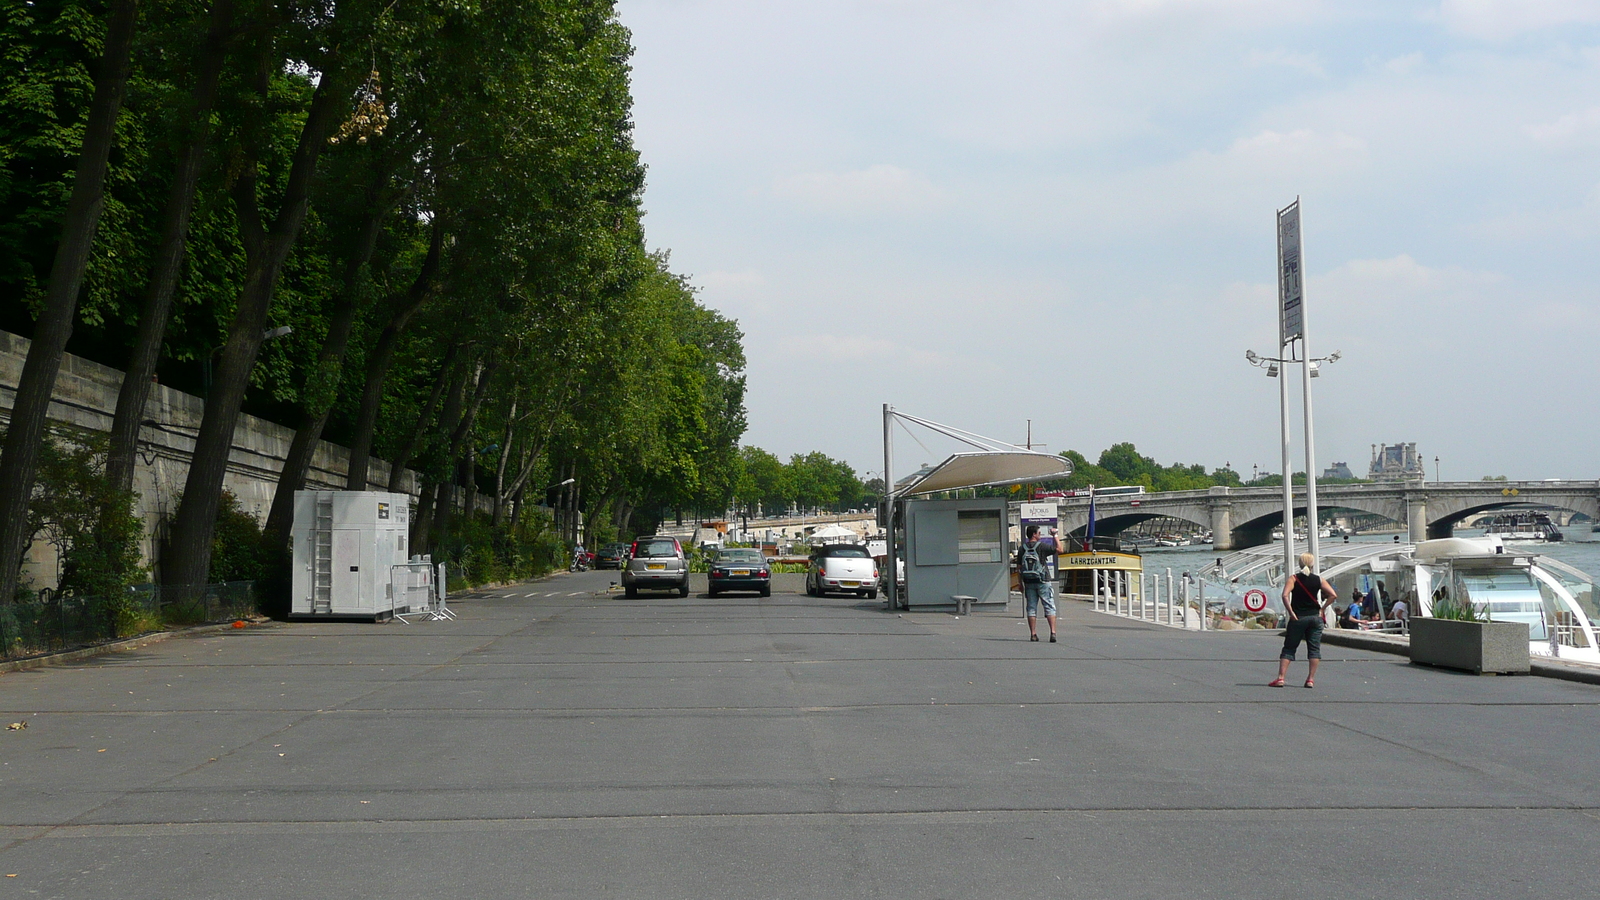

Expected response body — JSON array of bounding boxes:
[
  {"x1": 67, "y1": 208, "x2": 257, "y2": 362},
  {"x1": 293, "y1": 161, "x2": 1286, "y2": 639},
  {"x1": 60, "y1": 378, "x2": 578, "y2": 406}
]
[
  {"x1": 208, "y1": 492, "x2": 271, "y2": 583},
  {"x1": 1430, "y1": 586, "x2": 1486, "y2": 622},
  {"x1": 18, "y1": 429, "x2": 147, "y2": 630},
  {"x1": 25, "y1": 429, "x2": 146, "y2": 596},
  {"x1": 2, "y1": 0, "x2": 752, "y2": 583},
  {"x1": 441, "y1": 507, "x2": 564, "y2": 590}
]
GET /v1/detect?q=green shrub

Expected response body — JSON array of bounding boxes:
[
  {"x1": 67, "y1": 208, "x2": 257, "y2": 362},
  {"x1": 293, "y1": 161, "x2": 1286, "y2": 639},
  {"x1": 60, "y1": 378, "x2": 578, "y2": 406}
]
[
  {"x1": 24, "y1": 430, "x2": 147, "y2": 633},
  {"x1": 209, "y1": 491, "x2": 272, "y2": 583}
]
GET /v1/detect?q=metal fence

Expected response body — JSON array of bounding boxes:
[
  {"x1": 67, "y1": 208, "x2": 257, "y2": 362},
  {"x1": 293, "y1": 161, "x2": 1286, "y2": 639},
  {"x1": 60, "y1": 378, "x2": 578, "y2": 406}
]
[{"x1": 1, "y1": 581, "x2": 259, "y2": 662}]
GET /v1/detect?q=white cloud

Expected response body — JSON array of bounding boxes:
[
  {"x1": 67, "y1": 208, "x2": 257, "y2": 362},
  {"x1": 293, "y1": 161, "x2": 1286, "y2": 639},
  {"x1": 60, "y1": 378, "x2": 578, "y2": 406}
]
[
  {"x1": 1436, "y1": 0, "x2": 1600, "y2": 40},
  {"x1": 1383, "y1": 52, "x2": 1426, "y2": 75},
  {"x1": 771, "y1": 165, "x2": 947, "y2": 216},
  {"x1": 1529, "y1": 105, "x2": 1600, "y2": 149},
  {"x1": 1246, "y1": 48, "x2": 1327, "y2": 77}
]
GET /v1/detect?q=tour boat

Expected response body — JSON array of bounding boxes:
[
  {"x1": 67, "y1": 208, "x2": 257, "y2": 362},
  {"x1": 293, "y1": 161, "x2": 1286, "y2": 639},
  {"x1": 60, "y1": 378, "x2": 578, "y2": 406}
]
[{"x1": 1200, "y1": 537, "x2": 1600, "y2": 664}]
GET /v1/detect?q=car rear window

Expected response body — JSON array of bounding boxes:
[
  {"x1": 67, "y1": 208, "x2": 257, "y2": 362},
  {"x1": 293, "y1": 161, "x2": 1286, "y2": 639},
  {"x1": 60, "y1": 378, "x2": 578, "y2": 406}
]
[
  {"x1": 717, "y1": 550, "x2": 764, "y2": 564},
  {"x1": 822, "y1": 545, "x2": 870, "y2": 558},
  {"x1": 635, "y1": 539, "x2": 678, "y2": 558}
]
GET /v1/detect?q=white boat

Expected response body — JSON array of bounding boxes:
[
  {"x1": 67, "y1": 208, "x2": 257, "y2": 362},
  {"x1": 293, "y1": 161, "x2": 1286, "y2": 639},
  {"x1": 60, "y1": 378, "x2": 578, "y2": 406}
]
[
  {"x1": 1479, "y1": 511, "x2": 1563, "y2": 542},
  {"x1": 1201, "y1": 537, "x2": 1600, "y2": 664}
]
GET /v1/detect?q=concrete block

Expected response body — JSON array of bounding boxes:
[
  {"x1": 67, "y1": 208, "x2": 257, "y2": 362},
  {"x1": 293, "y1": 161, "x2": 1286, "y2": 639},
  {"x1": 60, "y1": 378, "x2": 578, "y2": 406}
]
[{"x1": 1409, "y1": 617, "x2": 1530, "y2": 675}]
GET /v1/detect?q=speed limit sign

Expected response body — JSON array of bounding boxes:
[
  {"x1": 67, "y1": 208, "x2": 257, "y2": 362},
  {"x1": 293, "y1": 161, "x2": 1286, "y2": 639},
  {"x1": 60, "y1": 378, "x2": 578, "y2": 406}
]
[{"x1": 1243, "y1": 589, "x2": 1269, "y2": 613}]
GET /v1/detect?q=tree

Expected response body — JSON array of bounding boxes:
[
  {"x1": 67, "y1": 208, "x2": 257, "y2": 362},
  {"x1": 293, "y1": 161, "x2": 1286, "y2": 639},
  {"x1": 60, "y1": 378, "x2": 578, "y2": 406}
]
[{"x1": 0, "y1": 0, "x2": 139, "y2": 604}]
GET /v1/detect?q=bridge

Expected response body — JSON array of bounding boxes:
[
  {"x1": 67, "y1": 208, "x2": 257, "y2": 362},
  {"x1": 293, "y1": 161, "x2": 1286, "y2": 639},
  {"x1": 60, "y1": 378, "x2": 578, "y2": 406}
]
[{"x1": 1044, "y1": 480, "x2": 1600, "y2": 550}]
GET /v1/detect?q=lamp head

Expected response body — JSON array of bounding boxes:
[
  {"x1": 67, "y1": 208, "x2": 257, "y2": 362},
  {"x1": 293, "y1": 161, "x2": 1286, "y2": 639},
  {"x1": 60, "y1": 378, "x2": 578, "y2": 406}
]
[
  {"x1": 1265, "y1": 363, "x2": 1279, "y2": 377},
  {"x1": 1245, "y1": 350, "x2": 1259, "y2": 365}
]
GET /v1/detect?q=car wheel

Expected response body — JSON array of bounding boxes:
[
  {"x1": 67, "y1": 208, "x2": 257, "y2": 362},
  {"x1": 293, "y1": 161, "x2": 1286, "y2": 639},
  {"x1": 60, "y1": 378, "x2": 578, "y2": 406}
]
[
  {"x1": 624, "y1": 586, "x2": 638, "y2": 599},
  {"x1": 866, "y1": 589, "x2": 878, "y2": 600},
  {"x1": 760, "y1": 585, "x2": 771, "y2": 598},
  {"x1": 679, "y1": 582, "x2": 690, "y2": 598},
  {"x1": 707, "y1": 589, "x2": 719, "y2": 598}
]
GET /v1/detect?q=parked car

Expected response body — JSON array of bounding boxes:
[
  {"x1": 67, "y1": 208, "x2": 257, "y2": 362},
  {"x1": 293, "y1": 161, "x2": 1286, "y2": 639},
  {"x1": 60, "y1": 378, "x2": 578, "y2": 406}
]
[
  {"x1": 806, "y1": 543, "x2": 878, "y2": 599},
  {"x1": 594, "y1": 542, "x2": 630, "y2": 569},
  {"x1": 707, "y1": 548, "x2": 771, "y2": 598},
  {"x1": 623, "y1": 536, "x2": 689, "y2": 598}
]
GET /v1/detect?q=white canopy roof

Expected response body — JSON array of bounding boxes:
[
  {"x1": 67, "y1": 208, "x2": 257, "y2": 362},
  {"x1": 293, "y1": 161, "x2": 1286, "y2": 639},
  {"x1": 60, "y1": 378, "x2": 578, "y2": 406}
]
[
  {"x1": 896, "y1": 450, "x2": 1073, "y2": 496},
  {"x1": 809, "y1": 524, "x2": 857, "y2": 539}
]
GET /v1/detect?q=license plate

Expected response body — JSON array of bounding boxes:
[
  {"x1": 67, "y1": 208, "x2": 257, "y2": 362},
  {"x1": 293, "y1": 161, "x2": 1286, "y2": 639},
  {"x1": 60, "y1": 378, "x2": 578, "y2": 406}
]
[
  {"x1": 731, "y1": 569, "x2": 750, "y2": 576},
  {"x1": 646, "y1": 564, "x2": 665, "y2": 571},
  {"x1": 841, "y1": 580, "x2": 858, "y2": 587}
]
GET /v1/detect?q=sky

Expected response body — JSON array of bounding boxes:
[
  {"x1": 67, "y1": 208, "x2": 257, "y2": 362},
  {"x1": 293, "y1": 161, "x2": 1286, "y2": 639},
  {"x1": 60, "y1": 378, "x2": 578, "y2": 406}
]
[{"x1": 615, "y1": 0, "x2": 1600, "y2": 484}]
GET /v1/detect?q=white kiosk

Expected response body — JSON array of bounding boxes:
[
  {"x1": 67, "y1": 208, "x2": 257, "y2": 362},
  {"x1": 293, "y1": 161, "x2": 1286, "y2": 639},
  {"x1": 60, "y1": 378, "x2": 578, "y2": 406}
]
[
  {"x1": 879, "y1": 407, "x2": 1076, "y2": 612},
  {"x1": 290, "y1": 491, "x2": 414, "y2": 620}
]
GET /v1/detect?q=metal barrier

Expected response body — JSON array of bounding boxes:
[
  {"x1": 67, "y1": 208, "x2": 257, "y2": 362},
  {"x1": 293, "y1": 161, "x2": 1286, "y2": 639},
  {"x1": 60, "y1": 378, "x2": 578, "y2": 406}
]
[
  {"x1": 1090, "y1": 568, "x2": 1197, "y2": 630},
  {"x1": 1, "y1": 581, "x2": 259, "y2": 661},
  {"x1": 391, "y1": 563, "x2": 454, "y2": 622}
]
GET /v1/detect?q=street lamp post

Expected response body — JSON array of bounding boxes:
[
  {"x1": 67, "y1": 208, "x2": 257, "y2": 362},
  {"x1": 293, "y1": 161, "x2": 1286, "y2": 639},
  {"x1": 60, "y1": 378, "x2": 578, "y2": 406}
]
[{"x1": 1245, "y1": 347, "x2": 1340, "y2": 582}]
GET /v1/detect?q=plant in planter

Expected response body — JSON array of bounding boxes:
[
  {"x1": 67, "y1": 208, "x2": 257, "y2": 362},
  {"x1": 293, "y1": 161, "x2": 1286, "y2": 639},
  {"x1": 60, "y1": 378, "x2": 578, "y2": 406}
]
[{"x1": 1410, "y1": 586, "x2": 1529, "y2": 675}]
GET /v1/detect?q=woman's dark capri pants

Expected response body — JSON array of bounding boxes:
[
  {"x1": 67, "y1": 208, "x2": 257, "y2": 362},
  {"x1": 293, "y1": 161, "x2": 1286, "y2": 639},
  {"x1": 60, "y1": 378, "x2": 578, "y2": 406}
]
[{"x1": 1280, "y1": 616, "x2": 1323, "y2": 661}]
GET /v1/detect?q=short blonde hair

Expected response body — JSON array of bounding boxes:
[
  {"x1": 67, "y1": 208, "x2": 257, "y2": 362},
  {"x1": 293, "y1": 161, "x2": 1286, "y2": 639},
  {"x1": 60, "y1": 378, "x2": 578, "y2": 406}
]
[{"x1": 1298, "y1": 552, "x2": 1315, "y2": 568}]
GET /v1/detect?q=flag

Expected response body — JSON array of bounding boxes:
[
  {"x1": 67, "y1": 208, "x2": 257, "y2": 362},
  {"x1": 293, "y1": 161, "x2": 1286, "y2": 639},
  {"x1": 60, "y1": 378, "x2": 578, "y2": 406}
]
[{"x1": 1086, "y1": 487, "x2": 1096, "y2": 549}]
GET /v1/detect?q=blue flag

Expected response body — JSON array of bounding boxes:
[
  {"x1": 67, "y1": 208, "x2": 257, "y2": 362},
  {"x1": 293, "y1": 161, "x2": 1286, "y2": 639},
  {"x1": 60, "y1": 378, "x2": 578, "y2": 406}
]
[{"x1": 1086, "y1": 490, "x2": 1096, "y2": 548}]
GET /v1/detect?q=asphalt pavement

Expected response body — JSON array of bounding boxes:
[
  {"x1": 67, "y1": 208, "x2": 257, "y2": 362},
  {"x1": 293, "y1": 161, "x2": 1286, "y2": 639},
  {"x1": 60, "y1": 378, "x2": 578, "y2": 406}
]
[{"x1": 2, "y1": 570, "x2": 1597, "y2": 899}]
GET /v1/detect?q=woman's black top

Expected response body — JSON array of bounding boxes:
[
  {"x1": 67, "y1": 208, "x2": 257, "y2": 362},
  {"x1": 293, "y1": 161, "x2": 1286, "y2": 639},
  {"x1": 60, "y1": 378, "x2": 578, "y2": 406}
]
[{"x1": 1289, "y1": 573, "x2": 1327, "y2": 617}]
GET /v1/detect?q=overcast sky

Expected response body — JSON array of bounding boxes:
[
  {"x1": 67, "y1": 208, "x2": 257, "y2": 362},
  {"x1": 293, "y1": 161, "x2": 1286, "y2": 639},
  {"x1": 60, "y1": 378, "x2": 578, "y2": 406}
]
[{"x1": 616, "y1": 0, "x2": 1600, "y2": 483}]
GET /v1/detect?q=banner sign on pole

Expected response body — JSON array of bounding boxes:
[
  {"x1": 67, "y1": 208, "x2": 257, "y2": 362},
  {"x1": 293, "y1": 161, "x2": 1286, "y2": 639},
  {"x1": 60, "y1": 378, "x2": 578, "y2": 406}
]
[
  {"x1": 1278, "y1": 200, "x2": 1303, "y2": 343},
  {"x1": 1019, "y1": 502, "x2": 1060, "y2": 580}
]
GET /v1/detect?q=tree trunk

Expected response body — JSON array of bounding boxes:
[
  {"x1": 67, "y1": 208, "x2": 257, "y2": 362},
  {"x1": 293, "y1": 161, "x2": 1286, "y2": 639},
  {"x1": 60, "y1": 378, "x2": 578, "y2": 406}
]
[
  {"x1": 385, "y1": 344, "x2": 458, "y2": 493},
  {"x1": 345, "y1": 220, "x2": 443, "y2": 489},
  {"x1": 160, "y1": 61, "x2": 354, "y2": 602},
  {"x1": 262, "y1": 192, "x2": 390, "y2": 542},
  {"x1": 432, "y1": 357, "x2": 494, "y2": 553},
  {"x1": 509, "y1": 484, "x2": 526, "y2": 531},
  {"x1": 491, "y1": 397, "x2": 516, "y2": 526},
  {"x1": 0, "y1": 0, "x2": 139, "y2": 604},
  {"x1": 105, "y1": 0, "x2": 235, "y2": 494},
  {"x1": 411, "y1": 479, "x2": 437, "y2": 555}
]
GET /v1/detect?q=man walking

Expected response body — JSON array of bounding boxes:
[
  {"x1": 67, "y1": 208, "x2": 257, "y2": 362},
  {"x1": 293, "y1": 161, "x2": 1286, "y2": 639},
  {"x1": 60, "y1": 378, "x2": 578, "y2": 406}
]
[{"x1": 1017, "y1": 525, "x2": 1061, "y2": 642}]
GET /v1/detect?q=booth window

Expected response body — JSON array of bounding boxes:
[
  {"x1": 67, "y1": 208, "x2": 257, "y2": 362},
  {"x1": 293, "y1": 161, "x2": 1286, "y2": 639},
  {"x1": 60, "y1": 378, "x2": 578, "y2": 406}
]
[{"x1": 957, "y1": 509, "x2": 1002, "y2": 563}]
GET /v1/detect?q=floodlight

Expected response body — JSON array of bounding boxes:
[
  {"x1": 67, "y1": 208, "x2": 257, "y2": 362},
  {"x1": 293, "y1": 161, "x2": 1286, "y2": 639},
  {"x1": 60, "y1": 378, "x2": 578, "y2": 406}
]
[{"x1": 1265, "y1": 363, "x2": 1278, "y2": 377}]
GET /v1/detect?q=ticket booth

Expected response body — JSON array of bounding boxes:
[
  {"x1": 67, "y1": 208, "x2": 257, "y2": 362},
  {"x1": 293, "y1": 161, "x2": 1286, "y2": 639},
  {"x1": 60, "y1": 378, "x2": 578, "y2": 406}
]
[{"x1": 901, "y1": 497, "x2": 1010, "y2": 608}]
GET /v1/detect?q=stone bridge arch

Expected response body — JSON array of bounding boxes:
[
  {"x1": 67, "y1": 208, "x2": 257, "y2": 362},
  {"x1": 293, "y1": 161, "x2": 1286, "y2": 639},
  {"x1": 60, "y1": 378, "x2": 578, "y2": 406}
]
[{"x1": 1061, "y1": 510, "x2": 1209, "y2": 539}]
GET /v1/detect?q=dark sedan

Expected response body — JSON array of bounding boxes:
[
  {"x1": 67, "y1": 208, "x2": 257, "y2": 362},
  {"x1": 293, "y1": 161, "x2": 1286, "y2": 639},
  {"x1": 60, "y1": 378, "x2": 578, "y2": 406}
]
[
  {"x1": 707, "y1": 548, "x2": 772, "y2": 597},
  {"x1": 594, "y1": 542, "x2": 629, "y2": 569}
]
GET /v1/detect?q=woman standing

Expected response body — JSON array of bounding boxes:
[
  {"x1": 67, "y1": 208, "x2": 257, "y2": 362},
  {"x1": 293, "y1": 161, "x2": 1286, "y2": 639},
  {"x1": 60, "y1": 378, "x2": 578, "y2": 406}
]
[{"x1": 1270, "y1": 552, "x2": 1338, "y2": 688}]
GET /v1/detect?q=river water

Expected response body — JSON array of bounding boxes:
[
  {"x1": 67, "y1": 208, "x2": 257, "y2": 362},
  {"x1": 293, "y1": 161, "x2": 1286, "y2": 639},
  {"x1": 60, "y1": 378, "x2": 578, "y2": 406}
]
[{"x1": 1134, "y1": 529, "x2": 1600, "y2": 583}]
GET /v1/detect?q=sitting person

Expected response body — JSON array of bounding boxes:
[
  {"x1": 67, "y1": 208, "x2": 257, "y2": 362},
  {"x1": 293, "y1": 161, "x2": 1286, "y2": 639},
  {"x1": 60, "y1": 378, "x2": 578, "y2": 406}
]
[
  {"x1": 1338, "y1": 602, "x2": 1362, "y2": 629},
  {"x1": 1391, "y1": 596, "x2": 1409, "y2": 623}
]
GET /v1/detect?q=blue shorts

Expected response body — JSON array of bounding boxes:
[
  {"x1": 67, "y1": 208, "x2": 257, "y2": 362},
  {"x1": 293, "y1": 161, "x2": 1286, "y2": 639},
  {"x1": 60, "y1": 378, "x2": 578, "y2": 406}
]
[{"x1": 1024, "y1": 581, "x2": 1056, "y2": 617}]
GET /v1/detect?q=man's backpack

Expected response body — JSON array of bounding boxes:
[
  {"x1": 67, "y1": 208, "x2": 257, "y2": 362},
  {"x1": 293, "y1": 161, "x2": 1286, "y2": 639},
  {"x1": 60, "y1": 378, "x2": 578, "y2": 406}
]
[{"x1": 1019, "y1": 541, "x2": 1046, "y2": 584}]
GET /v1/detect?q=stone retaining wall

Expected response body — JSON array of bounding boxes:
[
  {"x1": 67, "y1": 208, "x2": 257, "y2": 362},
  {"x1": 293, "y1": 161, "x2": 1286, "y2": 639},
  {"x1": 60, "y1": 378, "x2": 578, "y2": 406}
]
[{"x1": 0, "y1": 330, "x2": 421, "y2": 588}]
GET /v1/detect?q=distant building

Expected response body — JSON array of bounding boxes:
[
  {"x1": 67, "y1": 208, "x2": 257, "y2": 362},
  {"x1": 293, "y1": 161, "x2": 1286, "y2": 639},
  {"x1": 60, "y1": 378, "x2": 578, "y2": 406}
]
[
  {"x1": 1321, "y1": 461, "x2": 1355, "y2": 480},
  {"x1": 1369, "y1": 443, "x2": 1425, "y2": 482}
]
